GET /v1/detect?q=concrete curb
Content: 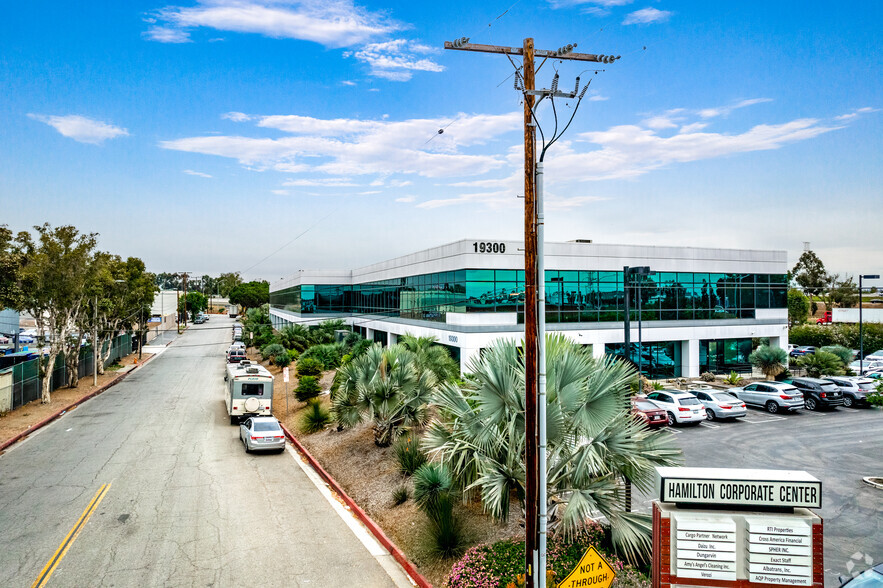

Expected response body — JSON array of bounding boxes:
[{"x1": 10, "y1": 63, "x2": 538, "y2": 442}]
[
  {"x1": 279, "y1": 423, "x2": 432, "y2": 588},
  {"x1": 0, "y1": 353, "x2": 158, "y2": 454}
]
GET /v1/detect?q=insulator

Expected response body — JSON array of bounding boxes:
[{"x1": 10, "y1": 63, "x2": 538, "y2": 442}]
[{"x1": 551, "y1": 73, "x2": 559, "y2": 92}]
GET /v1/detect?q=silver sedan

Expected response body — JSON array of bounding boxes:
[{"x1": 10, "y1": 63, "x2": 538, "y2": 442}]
[
  {"x1": 239, "y1": 416, "x2": 286, "y2": 453},
  {"x1": 689, "y1": 390, "x2": 747, "y2": 421}
]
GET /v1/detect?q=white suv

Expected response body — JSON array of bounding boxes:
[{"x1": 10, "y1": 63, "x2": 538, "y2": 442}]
[{"x1": 646, "y1": 390, "x2": 707, "y2": 426}]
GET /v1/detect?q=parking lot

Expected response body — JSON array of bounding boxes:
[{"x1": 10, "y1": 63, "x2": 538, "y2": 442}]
[{"x1": 640, "y1": 403, "x2": 883, "y2": 586}]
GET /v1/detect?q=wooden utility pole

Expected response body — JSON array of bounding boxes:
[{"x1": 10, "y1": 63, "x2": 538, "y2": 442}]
[
  {"x1": 445, "y1": 37, "x2": 615, "y2": 588},
  {"x1": 521, "y1": 37, "x2": 539, "y2": 587}
]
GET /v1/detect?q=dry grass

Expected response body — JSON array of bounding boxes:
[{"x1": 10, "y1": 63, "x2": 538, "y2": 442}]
[{"x1": 253, "y1": 349, "x2": 522, "y2": 586}]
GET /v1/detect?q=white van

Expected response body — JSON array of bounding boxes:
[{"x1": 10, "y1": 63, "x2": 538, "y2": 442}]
[{"x1": 225, "y1": 360, "x2": 274, "y2": 425}]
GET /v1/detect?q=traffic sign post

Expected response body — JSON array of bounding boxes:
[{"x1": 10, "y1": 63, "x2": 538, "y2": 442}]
[
  {"x1": 283, "y1": 367, "x2": 290, "y2": 414},
  {"x1": 557, "y1": 546, "x2": 616, "y2": 588}
]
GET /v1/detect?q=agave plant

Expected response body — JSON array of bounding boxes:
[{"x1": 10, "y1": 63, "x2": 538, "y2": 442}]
[
  {"x1": 423, "y1": 335, "x2": 682, "y2": 565},
  {"x1": 332, "y1": 343, "x2": 438, "y2": 446}
]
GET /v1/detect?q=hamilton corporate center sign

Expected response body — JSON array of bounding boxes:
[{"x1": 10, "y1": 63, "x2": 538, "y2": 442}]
[
  {"x1": 651, "y1": 467, "x2": 823, "y2": 588},
  {"x1": 658, "y1": 468, "x2": 822, "y2": 509}
]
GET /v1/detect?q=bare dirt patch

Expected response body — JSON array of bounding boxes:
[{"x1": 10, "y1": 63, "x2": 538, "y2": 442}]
[
  {"x1": 245, "y1": 350, "x2": 521, "y2": 586},
  {"x1": 0, "y1": 351, "x2": 152, "y2": 445}
]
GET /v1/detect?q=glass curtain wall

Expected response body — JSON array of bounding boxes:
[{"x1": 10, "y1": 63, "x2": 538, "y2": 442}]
[
  {"x1": 270, "y1": 271, "x2": 786, "y2": 324},
  {"x1": 605, "y1": 341, "x2": 682, "y2": 379},
  {"x1": 700, "y1": 338, "x2": 753, "y2": 374}
]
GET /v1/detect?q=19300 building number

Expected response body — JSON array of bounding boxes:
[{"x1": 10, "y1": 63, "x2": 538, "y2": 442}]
[{"x1": 473, "y1": 242, "x2": 506, "y2": 253}]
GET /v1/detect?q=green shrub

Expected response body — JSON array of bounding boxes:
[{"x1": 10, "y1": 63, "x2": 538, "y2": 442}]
[
  {"x1": 296, "y1": 357, "x2": 324, "y2": 377},
  {"x1": 394, "y1": 434, "x2": 427, "y2": 476},
  {"x1": 286, "y1": 348, "x2": 300, "y2": 361},
  {"x1": 797, "y1": 351, "x2": 845, "y2": 378},
  {"x1": 724, "y1": 371, "x2": 741, "y2": 385},
  {"x1": 790, "y1": 323, "x2": 883, "y2": 352},
  {"x1": 414, "y1": 463, "x2": 463, "y2": 558},
  {"x1": 445, "y1": 523, "x2": 645, "y2": 588},
  {"x1": 392, "y1": 485, "x2": 410, "y2": 506},
  {"x1": 700, "y1": 372, "x2": 716, "y2": 382},
  {"x1": 749, "y1": 345, "x2": 788, "y2": 379},
  {"x1": 868, "y1": 383, "x2": 883, "y2": 407},
  {"x1": 820, "y1": 345, "x2": 853, "y2": 365},
  {"x1": 775, "y1": 368, "x2": 793, "y2": 381},
  {"x1": 260, "y1": 343, "x2": 286, "y2": 362},
  {"x1": 274, "y1": 353, "x2": 291, "y2": 368},
  {"x1": 295, "y1": 375, "x2": 321, "y2": 401},
  {"x1": 299, "y1": 343, "x2": 343, "y2": 370},
  {"x1": 651, "y1": 381, "x2": 664, "y2": 391},
  {"x1": 300, "y1": 398, "x2": 331, "y2": 433}
]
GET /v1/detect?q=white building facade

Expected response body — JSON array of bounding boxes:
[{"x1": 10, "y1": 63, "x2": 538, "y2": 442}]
[{"x1": 269, "y1": 240, "x2": 789, "y2": 378}]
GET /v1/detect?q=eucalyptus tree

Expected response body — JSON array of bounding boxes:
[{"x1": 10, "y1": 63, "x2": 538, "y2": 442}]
[
  {"x1": 17, "y1": 224, "x2": 98, "y2": 402},
  {"x1": 332, "y1": 343, "x2": 438, "y2": 446},
  {"x1": 0, "y1": 226, "x2": 25, "y2": 311},
  {"x1": 423, "y1": 335, "x2": 682, "y2": 565}
]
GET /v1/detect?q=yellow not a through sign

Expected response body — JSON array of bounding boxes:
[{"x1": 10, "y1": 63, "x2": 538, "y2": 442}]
[{"x1": 557, "y1": 546, "x2": 616, "y2": 588}]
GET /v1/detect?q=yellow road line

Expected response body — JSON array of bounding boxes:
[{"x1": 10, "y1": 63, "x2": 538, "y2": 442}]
[{"x1": 32, "y1": 482, "x2": 112, "y2": 588}]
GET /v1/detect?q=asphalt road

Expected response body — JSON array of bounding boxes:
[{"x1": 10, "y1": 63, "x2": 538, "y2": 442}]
[
  {"x1": 0, "y1": 317, "x2": 408, "y2": 588},
  {"x1": 645, "y1": 401, "x2": 883, "y2": 586}
]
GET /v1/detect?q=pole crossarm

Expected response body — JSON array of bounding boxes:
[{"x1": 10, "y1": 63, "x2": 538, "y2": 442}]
[{"x1": 444, "y1": 41, "x2": 619, "y2": 63}]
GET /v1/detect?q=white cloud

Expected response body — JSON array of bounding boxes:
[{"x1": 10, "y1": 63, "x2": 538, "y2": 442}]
[
  {"x1": 678, "y1": 122, "x2": 708, "y2": 134},
  {"x1": 623, "y1": 7, "x2": 671, "y2": 25},
  {"x1": 395, "y1": 196, "x2": 415, "y2": 203},
  {"x1": 183, "y1": 169, "x2": 212, "y2": 177},
  {"x1": 642, "y1": 115, "x2": 679, "y2": 130},
  {"x1": 142, "y1": 25, "x2": 191, "y2": 43},
  {"x1": 160, "y1": 112, "x2": 521, "y2": 180},
  {"x1": 547, "y1": 0, "x2": 633, "y2": 13},
  {"x1": 565, "y1": 118, "x2": 838, "y2": 181},
  {"x1": 160, "y1": 103, "x2": 847, "y2": 209},
  {"x1": 147, "y1": 0, "x2": 397, "y2": 48},
  {"x1": 835, "y1": 106, "x2": 878, "y2": 121},
  {"x1": 282, "y1": 178, "x2": 359, "y2": 187},
  {"x1": 222, "y1": 111, "x2": 252, "y2": 122},
  {"x1": 271, "y1": 189, "x2": 290, "y2": 195},
  {"x1": 341, "y1": 80, "x2": 357, "y2": 86},
  {"x1": 28, "y1": 114, "x2": 129, "y2": 144},
  {"x1": 352, "y1": 39, "x2": 444, "y2": 81},
  {"x1": 588, "y1": 93, "x2": 609, "y2": 102},
  {"x1": 698, "y1": 98, "x2": 772, "y2": 119}
]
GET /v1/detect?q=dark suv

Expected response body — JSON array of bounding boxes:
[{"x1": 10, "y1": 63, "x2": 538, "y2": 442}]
[{"x1": 783, "y1": 377, "x2": 844, "y2": 411}]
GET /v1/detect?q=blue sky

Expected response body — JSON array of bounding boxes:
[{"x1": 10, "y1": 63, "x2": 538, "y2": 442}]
[{"x1": 1, "y1": 1, "x2": 880, "y2": 283}]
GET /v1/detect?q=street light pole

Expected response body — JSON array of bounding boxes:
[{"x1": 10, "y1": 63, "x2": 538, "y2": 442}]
[{"x1": 859, "y1": 274, "x2": 880, "y2": 375}]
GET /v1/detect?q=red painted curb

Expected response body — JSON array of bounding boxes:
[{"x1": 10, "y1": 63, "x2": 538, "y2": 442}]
[
  {"x1": 279, "y1": 423, "x2": 433, "y2": 588},
  {"x1": 0, "y1": 353, "x2": 158, "y2": 453}
]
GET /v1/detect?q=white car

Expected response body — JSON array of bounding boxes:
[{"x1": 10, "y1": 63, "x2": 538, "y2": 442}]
[
  {"x1": 728, "y1": 381, "x2": 805, "y2": 413},
  {"x1": 850, "y1": 360, "x2": 883, "y2": 373},
  {"x1": 646, "y1": 390, "x2": 707, "y2": 426}
]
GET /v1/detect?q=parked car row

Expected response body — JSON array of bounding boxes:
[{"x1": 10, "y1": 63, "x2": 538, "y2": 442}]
[{"x1": 632, "y1": 374, "x2": 878, "y2": 428}]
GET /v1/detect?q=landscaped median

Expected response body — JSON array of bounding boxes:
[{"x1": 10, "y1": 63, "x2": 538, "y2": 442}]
[{"x1": 0, "y1": 351, "x2": 155, "y2": 453}]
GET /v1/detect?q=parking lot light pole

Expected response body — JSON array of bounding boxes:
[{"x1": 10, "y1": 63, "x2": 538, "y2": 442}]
[{"x1": 859, "y1": 274, "x2": 880, "y2": 374}]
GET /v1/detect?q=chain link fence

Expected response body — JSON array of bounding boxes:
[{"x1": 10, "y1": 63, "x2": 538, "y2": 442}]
[{"x1": 0, "y1": 333, "x2": 132, "y2": 411}]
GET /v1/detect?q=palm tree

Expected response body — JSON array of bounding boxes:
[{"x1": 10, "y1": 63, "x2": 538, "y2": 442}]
[
  {"x1": 748, "y1": 345, "x2": 788, "y2": 379},
  {"x1": 398, "y1": 333, "x2": 460, "y2": 384},
  {"x1": 333, "y1": 343, "x2": 438, "y2": 446},
  {"x1": 423, "y1": 335, "x2": 681, "y2": 565},
  {"x1": 278, "y1": 324, "x2": 311, "y2": 352}
]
